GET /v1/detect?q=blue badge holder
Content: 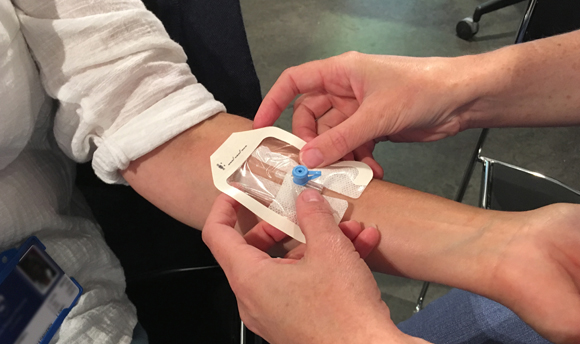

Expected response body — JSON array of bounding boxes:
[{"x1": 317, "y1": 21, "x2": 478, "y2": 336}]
[{"x1": 0, "y1": 236, "x2": 83, "y2": 344}]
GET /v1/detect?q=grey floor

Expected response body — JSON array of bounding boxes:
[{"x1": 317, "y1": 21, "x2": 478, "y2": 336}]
[{"x1": 240, "y1": 0, "x2": 580, "y2": 324}]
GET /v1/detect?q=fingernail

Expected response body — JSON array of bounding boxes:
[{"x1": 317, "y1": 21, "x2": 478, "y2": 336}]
[
  {"x1": 302, "y1": 189, "x2": 323, "y2": 203},
  {"x1": 300, "y1": 148, "x2": 324, "y2": 168}
]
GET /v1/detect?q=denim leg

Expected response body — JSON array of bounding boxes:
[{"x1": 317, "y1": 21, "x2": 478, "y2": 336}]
[
  {"x1": 398, "y1": 289, "x2": 552, "y2": 344},
  {"x1": 130, "y1": 323, "x2": 149, "y2": 344}
]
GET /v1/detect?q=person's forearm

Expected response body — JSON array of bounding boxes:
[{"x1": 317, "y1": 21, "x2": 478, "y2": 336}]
[
  {"x1": 456, "y1": 29, "x2": 580, "y2": 130},
  {"x1": 344, "y1": 180, "x2": 517, "y2": 298},
  {"x1": 346, "y1": 182, "x2": 580, "y2": 344},
  {"x1": 121, "y1": 112, "x2": 254, "y2": 230}
]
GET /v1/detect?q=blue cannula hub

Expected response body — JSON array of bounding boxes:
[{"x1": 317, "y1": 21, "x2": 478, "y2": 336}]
[{"x1": 292, "y1": 165, "x2": 321, "y2": 186}]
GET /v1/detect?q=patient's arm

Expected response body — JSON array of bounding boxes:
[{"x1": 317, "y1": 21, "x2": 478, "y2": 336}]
[
  {"x1": 122, "y1": 113, "x2": 580, "y2": 343},
  {"x1": 347, "y1": 180, "x2": 580, "y2": 343},
  {"x1": 122, "y1": 112, "x2": 250, "y2": 229}
]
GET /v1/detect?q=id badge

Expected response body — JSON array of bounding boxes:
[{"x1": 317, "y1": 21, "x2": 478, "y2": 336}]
[{"x1": 0, "y1": 236, "x2": 83, "y2": 344}]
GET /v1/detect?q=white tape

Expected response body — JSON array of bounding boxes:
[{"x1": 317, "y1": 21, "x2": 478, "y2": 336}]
[{"x1": 268, "y1": 173, "x2": 348, "y2": 226}]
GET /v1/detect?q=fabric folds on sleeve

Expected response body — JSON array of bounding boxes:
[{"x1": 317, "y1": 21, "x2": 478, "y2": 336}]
[{"x1": 14, "y1": 0, "x2": 226, "y2": 183}]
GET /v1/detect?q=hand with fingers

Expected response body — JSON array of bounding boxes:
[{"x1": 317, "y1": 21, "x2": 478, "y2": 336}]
[
  {"x1": 253, "y1": 51, "x2": 478, "y2": 175},
  {"x1": 203, "y1": 190, "x2": 429, "y2": 344}
]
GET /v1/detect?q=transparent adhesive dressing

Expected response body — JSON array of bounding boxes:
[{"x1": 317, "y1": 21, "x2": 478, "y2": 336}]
[{"x1": 211, "y1": 128, "x2": 373, "y2": 242}]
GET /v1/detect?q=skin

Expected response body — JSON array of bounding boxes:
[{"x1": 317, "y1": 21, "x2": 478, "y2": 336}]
[
  {"x1": 253, "y1": 30, "x2": 580, "y2": 171},
  {"x1": 203, "y1": 190, "x2": 429, "y2": 344},
  {"x1": 122, "y1": 112, "x2": 580, "y2": 343}
]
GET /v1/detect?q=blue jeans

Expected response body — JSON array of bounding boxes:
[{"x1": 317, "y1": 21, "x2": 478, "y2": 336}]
[
  {"x1": 398, "y1": 289, "x2": 552, "y2": 343},
  {"x1": 130, "y1": 323, "x2": 148, "y2": 344}
]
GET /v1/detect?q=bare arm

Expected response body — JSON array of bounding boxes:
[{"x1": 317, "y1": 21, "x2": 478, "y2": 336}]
[
  {"x1": 460, "y1": 29, "x2": 580, "y2": 129},
  {"x1": 121, "y1": 112, "x2": 253, "y2": 229},
  {"x1": 252, "y1": 30, "x2": 580, "y2": 170},
  {"x1": 122, "y1": 113, "x2": 580, "y2": 343},
  {"x1": 121, "y1": 113, "x2": 490, "y2": 242},
  {"x1": 346, "y1": 180, "x2": 580, "y2": 343}
]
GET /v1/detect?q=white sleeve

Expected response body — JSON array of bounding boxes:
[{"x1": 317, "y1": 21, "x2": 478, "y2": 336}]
[{"x1": 13, "y1": 0, "x2": 226, "y2": 184}]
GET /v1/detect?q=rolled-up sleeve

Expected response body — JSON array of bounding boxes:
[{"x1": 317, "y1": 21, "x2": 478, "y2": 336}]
[{"x1": 13, "y1": 0, "x2": 226, "y2": 183}]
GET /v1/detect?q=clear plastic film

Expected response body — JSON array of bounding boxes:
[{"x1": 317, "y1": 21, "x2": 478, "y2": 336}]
[
  {"x1": 211, "y1": 127, "x2": 373, "y2": 242},
  {"x1": 227, "y1": 138, "x2": 348, "y2": 226}
]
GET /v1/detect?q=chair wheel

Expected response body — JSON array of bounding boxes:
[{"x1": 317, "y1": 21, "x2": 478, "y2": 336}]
[{"x1": 456, "y1": 17, "x2": 479, "y2": 40}]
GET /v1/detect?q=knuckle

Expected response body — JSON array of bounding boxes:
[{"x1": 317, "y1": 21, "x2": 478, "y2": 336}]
[
  {"x1": 280, "y1": 66, "x2": 298, "y2": 83},
  {"x1": 327, "y1": 130, "x2": 351, "y2": 157},
  {"x1": 293, "y1": 94, "x2": 305, "y2": 109},
  {"x1": 281, "y1": 67, "x2": 301, "y2": 98},
  {"x1": 340, "y1": 50, "x2": 360, "y2": 60},
  {"x1": 280, "y1": 66, "x2": 294, "y2": 77},
  {"x1": 306, "y1": 202, "x2": 334, "y2": 216},
  {"x1": 326, "y1": 232, "x2": 349, "y2": 250},
  {"x1": 302, "y1": 202, "x2": 336, "y2": 223}
]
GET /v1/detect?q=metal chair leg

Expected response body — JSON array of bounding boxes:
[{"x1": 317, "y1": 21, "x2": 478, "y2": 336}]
[
  {"x1": 241, "y1": 321, "x2": 265, "y2": 344},
  {"x1": 457, "y1": 0, "x2": 527, "y2": 40},
  {"x1": 240, "y1": 321, "x2": 246, "y2": 344},
  {"x1": 414, "y1": 282, "x2": 430, "y2": 313}
]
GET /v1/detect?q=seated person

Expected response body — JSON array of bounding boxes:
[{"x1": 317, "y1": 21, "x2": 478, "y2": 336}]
[{"x1": 3, "y1": 0, "x2": 577, "y2": 343}]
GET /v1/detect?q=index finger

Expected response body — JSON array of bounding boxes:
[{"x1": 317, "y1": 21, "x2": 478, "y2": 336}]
[
  {"x1": 203, "y1": 194, "x2": 268, "y2": 274},
  {"x1": 253, "y1": 59, "x2": 335, "y2": 129}
]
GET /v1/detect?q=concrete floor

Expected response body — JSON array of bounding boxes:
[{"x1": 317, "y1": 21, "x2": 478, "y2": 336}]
[{"x1": 240, "y1": 0, "x2": 580, "y2": 324}]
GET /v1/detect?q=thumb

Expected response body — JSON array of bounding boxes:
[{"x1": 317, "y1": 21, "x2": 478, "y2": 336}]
[
  {"x1": 299, "y1": 104, "x2": 379, "y2": 168},
  {"x1": 295, "y1": 189, "x2": 351, "y2": 251}
]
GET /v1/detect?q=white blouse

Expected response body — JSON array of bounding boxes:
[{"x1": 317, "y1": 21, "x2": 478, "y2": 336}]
[{"x1": 0, "y1": 0, "x2": 225, "y2": 342}]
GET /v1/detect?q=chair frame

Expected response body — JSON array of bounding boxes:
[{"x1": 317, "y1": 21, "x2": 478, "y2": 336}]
[{"x1": 479, "y1": 156, "x2": 580, "y2": 210}]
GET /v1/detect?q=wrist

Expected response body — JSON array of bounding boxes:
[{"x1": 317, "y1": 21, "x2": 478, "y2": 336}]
[
  {"x1": 444, "y1": 51, "x2": 510, "y2": 131},
  {"x1": 455, "y1": 210, "x2": 523, "y2": 297},
  {"x1": 348, "y1": 180, "x2": 498, "y2": 290}
]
